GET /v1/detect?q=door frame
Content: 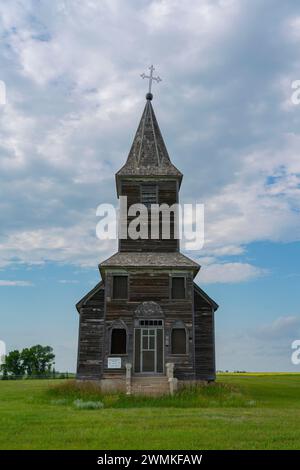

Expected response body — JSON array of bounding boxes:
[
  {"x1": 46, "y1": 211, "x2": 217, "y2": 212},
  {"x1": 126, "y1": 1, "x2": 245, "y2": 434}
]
[
  {"x1": 140, "y1": 327, "x2": 157, "y2": 374},
  {"x1": 133, "y1": 323, "x2": 164, "y2": 375}
]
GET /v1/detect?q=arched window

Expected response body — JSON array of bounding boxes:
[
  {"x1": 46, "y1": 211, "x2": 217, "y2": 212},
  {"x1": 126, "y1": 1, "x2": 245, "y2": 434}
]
[
  {"x1": 111, "y1": 328, "x2": 127, "y2": 354},
  {"x1": 171, "y1": 328, "x2": 187, "y2": 354}
]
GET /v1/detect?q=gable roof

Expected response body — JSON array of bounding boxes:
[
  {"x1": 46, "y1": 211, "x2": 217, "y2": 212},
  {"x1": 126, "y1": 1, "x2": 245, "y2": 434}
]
[
  {"x1": 76, "y1": 281, "x2": 104, "y2": 312},
  {"x1": 193, "y1": 282, "x2": 219, "y2": 311},
  {"x1": 116, "y1": 99, "x2": 182, "y2": 195}
]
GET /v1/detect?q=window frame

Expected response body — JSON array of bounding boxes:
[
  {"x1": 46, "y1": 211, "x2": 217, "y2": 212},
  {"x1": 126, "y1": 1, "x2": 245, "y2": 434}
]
[
  {"x1": 170, "y1": 327, "x2": 188, "y2": 355},
  {"x1": 170, "y1": 275, "x2": 186, "y2": 300},
  {"x1": 110, "y1": 327, "x2": 127, "y2": 355},
  {"x1": 112, "y1": 274, "x2": 129, "y2": 300}
]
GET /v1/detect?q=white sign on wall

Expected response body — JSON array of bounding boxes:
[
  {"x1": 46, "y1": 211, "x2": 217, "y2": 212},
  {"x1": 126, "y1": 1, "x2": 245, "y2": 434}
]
[{"x1": 108, "y1": 357, "x2": 121, "y2": 369}]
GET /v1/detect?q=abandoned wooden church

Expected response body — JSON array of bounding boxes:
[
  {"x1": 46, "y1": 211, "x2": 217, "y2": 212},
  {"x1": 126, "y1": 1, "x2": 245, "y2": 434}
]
[{"x1": 76, "y1": 82, "x2": 219, "y2": 394}]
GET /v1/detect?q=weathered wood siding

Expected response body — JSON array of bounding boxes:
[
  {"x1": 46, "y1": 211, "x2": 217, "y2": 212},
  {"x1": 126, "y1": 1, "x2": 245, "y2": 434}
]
[
  {"x1": 104, "y1": 270, "x2": 195, "y2": 379},
  {"x1": 76, "y1": 276, "x2": 217, "y2": 382},
  {"x1": 77, "y1": 287, "x2": 105, "y2": 380},
  {"x1": 194, "y1": 287, "x2": 216, "y2": 380},
  {"x1": 119, "y1": 179, "x2": 179, "y2": 252}
]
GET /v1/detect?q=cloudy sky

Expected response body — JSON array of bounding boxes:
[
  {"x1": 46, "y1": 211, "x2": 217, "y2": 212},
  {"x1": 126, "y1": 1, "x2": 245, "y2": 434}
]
[{"x1": 1, "y1": 0, "x2": 300, "y2": 372}]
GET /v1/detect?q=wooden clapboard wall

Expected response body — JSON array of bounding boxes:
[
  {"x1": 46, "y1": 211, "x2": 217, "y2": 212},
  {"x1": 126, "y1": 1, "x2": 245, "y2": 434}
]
[
  {"x1": 103, "y1": 270, "x2": 195, "y2": 380},
  {"x1": 119, "y1": 179, "x2": 179, "y2": 252},
  {"x1": 77, "y1": 286, "x2": 105, "y2": 380},
  {"x1": 76, "y1": 276, "x2": 217, "y2": 382},
  {"x1": 193, "y1": 288, "x2": 216, "y2": 381}
]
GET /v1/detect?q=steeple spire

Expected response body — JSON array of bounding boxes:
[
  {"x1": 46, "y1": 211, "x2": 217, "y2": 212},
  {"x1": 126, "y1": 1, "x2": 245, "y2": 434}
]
[
  {"x1": 115, "y1": 66, "x2": 182, "y2": 195},
  {"x1": 116, "y1": 99, "x2": 182, "y2": 195}
]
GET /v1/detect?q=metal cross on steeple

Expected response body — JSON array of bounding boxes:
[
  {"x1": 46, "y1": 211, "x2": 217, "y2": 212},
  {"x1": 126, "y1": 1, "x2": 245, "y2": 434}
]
[{"x1": 141, "y1": 65, "x2": 162, "y2": 99}]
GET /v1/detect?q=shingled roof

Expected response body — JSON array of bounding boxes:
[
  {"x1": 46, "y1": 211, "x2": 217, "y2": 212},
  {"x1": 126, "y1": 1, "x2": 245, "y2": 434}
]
[
  {"x1": 116, "y1": 98, "x2": 182, "y2": 194},
  {"x1": 99, "y1": 251, "x2": 200, "y2": 277}
]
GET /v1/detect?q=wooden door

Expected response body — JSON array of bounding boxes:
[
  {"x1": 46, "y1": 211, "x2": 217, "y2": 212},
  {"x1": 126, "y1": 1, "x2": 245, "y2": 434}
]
[{"x1": 134, "y1": 327, "x2": 163, "y2": 373}]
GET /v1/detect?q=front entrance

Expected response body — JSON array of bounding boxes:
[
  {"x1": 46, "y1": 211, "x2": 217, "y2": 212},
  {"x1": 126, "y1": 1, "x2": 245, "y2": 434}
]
[{"x1": 134, "y1": 320, "x2": 164, "y2": 373}]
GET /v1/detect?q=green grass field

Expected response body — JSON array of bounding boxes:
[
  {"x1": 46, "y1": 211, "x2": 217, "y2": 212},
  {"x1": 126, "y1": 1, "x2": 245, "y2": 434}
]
[{"x1": 0, "y1": 373, "x2": 300, "y2": 450}]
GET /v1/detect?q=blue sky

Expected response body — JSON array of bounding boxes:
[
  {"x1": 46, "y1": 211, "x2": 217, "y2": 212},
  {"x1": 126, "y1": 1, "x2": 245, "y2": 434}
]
[{"x1": 1, "y1": 0, "x2": 300, "y2": 372}]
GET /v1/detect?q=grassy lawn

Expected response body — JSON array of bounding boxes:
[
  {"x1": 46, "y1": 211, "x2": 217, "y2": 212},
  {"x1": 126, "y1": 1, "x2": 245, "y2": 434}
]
[{"x1": 0, "y1": 374, "x2": 300, "y2": 449}]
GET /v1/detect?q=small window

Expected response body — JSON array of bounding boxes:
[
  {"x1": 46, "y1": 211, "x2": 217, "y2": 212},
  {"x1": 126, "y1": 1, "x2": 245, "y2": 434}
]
[
  {"x1": 111, "y1": 328, "x2": 127, "y2": 354},
  {"x1": 171, "y1": 277, "x2": 185, "y2": 299},
  {"x1": 138, "y1": 319, "x2": 163, "y2": 327},
  {"x1": 171, "y1": 328, "x2": 187, "y2": 354},
  {"x1": 113, "y1": 276, "x2": 128, "y2": 299},
  {"x1": 141, "y1": 184, "x2": 157, "y2": 209}
]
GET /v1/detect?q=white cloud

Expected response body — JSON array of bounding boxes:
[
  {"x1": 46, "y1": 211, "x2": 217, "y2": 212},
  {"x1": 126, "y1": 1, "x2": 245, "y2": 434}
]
[
  {"x1": 216, "y1": 315, "x2": 300, "y2": 372},
  {"x1": 188, "y1": 133, "x2": 300, "y2": 262},
  {"x1": 0, "y1": 280, "x2": 33, "y2": 286},
  {"x1": 0, "y1": 219, "x2": 116, "y2": 268},
  {"x1": 0, "y1": 102, "x2": 36, "y2": 171},
  {"x1": 256, "y1": 316, "x2": 300, "y2": 340},
  {"x1": 286, "y1": 15, "x2": 300, "y2": 42},
  {"x1": 197, "y1": 262, "x2": 266, "y2": 284}
]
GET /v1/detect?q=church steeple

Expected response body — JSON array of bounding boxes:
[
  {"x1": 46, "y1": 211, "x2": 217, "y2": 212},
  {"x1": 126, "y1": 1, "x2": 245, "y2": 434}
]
[
  {"x1": 115, "y1": 67, "x2": 183, "y2": 252},
  {"x1": 116, "y1": 100, "x2": 182, "y2": 193},
  {"x1": 116, "y1": 66, "x2": 182, "y2": 196}
]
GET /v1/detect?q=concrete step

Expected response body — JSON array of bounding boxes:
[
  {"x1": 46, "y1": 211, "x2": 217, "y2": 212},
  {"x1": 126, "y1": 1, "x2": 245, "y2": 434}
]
[
  {"x1": 132, "y1": 377, "x2": 168, "y2": 382},
  {"x1": 131, "y1": 376, "x2": 170, "y2": 396},
  {"x1": 102, "y1": 373, "x2": 125, "y2": 380}
]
